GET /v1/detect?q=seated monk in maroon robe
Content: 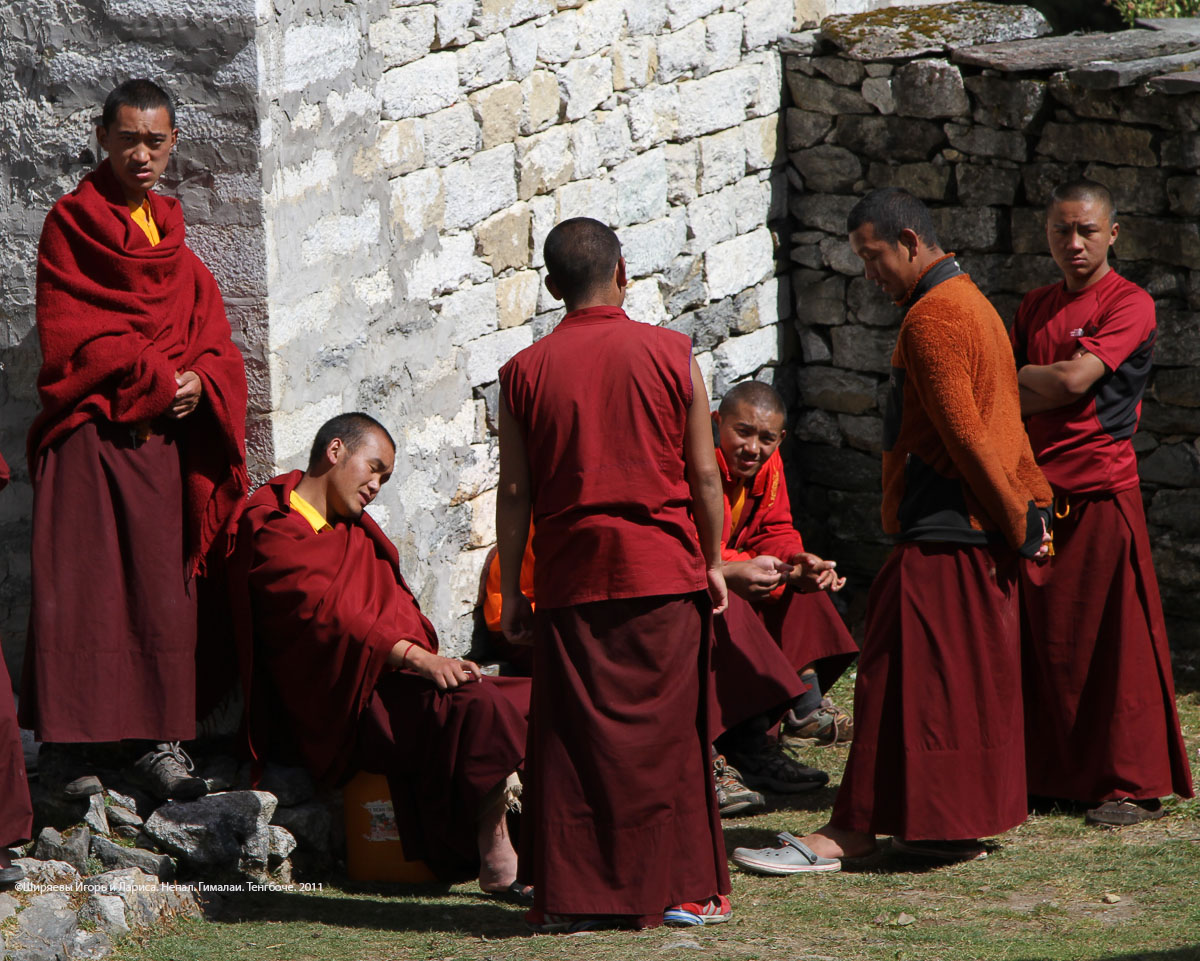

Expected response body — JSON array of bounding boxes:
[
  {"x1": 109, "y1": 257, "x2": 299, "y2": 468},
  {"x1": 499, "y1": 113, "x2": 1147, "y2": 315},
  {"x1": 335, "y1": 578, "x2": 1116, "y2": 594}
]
[
  {"x1": 21, "y1": 79, "x2": 247, "y2": 802},
  {"x1": 0, "y1": 452, "x2": 33, "y2": 887},
  {"x1": 710, "y1": 382, "x2": 860, "y2": 787},
  {"x1": 497, "y1": 218, "x2": 730, "y2": 931},
  {"x1": 733, "y1": 188, "x2": 1052, "y2": 874},
  {"x1": 229, "y1": 413, "x2": 530, "y2": 895},
  {"x1": 1013, "y1": 180, "x2": 1192, "y2": 825}
]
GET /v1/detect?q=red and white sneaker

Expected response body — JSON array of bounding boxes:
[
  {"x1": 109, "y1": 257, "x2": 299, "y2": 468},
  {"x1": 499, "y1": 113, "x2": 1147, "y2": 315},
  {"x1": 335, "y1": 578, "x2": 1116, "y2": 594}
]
[{"x1": 663, "y1": 894, "x2": 733, "y2": 926}]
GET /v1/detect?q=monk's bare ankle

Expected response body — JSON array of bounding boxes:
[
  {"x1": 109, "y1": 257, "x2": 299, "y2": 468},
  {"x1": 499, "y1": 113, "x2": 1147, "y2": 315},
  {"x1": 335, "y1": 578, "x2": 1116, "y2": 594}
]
[
  {"x1": 476, "y1": 776, "x2": 519, "y2": 892},
  {"x1": 801, "y1": 825, "x2": 875, "y2": 860}
]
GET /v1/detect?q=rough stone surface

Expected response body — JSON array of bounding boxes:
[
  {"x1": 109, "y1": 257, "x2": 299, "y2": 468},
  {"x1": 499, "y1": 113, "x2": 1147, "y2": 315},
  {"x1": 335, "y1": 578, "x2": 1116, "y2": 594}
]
[
  {"x1": 820, "y1": 2, "x2": 1051, "y2": 62},
  {"x1": 892, "y1": 60, "x2": 969, "y2": 119},
  {"x1": 33, "y1": 826, "x2": 90, "y2": 876},
  {"x1": 143, "y1": 791, "x2": 276, "y2": 879},
  {"x1": 90, "y1": 837, "x2": 176, "y2": 881}
]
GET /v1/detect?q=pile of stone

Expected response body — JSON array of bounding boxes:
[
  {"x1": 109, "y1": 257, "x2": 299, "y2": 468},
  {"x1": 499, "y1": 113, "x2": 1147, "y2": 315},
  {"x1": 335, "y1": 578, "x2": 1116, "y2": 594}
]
[
  {"x1": 5, "y1": 753, "x2": 339, "y2": 961},
  {"x1": 781, "y1": 5, "x2": 1200, "y2": 641}
]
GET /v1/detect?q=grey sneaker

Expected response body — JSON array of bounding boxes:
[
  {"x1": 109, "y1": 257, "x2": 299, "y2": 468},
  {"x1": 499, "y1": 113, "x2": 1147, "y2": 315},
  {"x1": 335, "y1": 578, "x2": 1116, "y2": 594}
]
[
  {"x1": 726, "y1": 744, "x2": 829, "y2": 794},
  {"x1": 128, "y1": 742, "x2": 208, "y2": 801},
  {"x1": 713, "y1": 754, "x2": 766, "y2": 817}
]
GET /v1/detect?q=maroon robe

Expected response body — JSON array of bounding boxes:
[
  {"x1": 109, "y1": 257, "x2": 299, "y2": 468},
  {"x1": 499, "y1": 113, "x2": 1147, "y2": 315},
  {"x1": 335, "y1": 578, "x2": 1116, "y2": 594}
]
[
  {"x1": 230, "y1": 472, "x2": 529, "y2": 881},
  {"x1": 500, "y1": 306, "x2": 728, "y2": 925},
  {"x1": 830, "y1": 544, "x2": 1027, "y2": 840},
  {"x1": 1021, "y1": 489, "x2": 1192, "y2": 803},
  {"x1": 21, "y1": 160, "x2": 248, "y2": 742},
  {"x1": 0, "y1": 453, "x2": 33, "y2": 849}
]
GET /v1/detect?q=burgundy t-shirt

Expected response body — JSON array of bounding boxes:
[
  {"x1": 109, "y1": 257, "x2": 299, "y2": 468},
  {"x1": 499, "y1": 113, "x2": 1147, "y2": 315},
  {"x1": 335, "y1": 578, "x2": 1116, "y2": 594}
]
[
  {"x1": 1011, "y1": 269, "x2": 1155, "y2": 494},
  {"x1": 499, "y1": 305, "x2": 706, "y2": 608}
]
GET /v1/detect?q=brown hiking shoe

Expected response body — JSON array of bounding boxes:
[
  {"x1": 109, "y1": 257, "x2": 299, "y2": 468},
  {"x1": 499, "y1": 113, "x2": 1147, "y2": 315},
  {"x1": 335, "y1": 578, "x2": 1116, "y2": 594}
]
[
  {"x1": 783, "y1": 697, "x2": 854, "y2": 745},
  {"x1": 713, "y1": 754, "x2": 765, "y2": 817},
  {"x1": 128, "y1": 742, "x2": 208, "y2": 801}
]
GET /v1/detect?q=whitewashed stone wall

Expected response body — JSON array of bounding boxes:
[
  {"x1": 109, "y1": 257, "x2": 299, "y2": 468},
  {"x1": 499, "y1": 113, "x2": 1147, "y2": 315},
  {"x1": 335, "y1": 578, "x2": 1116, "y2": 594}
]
[{"x1": 257, "y1": 0, "x2": 798, "y2": 652}]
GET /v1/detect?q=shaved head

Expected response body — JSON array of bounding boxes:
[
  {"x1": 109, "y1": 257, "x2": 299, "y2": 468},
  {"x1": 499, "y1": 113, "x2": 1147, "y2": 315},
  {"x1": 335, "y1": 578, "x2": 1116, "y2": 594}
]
[
  {"x1": 543, "y1": 217, "x2": 623, "y2": 304},
  {"x1": 1048, "y1": 179, "x2": 1116, "y2": 226},
  {"x1": 308, "y1": 412, "x2": 395, "y2": 472},
  {"x1": 718, "y1": 380, "x2": 786, "y2": 419}
]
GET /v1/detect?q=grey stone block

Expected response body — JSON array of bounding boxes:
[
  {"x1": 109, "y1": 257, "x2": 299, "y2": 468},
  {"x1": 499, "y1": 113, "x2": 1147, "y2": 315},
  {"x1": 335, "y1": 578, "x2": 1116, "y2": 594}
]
[
  {"x1": 143, "y1": 790, "x2": 275, "y2": 878},
  {"x1": 33, "y1": 825, "x2": 90, "y2": 876},
  {"x1": 785, "y1": 108, "x2": 834, "y2": 151},
  {"x1": 955, "y1": 164, "x2": 1020, "y2": 206},
  {"x1": 835, "y1": 115, "x2": 945, "y2": 162},
  {"x1": 1139, "y1": 442, "x2": 1200, "y2": 488},
  {"x1": 1037, "y1": 122, "x2": 1155, "y2": 168},
  {"x1": 965, "y1": 75, "x2": 1046, "y2": 130},
  {"x1": 791, "y1": 145, "x2": 861, "y2": 193},
  {"x1": 795, "y1": 443, "x2": 881, "y2": 492},
  {"x1": 868, "y1": 161, "x2": 950, "y2": 201},
  {"x1": 786, "y1": 72, "x2": 871, "y2": 116},
  {"x1": 945, "y1": 122, "x2": 1027, "y2": 163},
  {"x1": 831, "y1": 325, "x2": 895, "y2": 374},
  {"x1": 930, "y1": 206, "x2": 1003, "y2": 253},
  {"x1": 797, "y1": 367, "x2": 878, "y2": 415},
  {"x1": 90, "y1": 836, "x2": 176, "y2": 881},
  {"x1": 893, "y1": 60, "x2": 969, "y2": 119}
]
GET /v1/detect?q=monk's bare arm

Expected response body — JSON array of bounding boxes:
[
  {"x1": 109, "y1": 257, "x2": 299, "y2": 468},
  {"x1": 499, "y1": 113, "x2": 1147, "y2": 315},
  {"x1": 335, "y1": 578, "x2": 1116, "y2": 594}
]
[
  {"x1": 1017, "y1": 352, "x2": 1107, "y2": 414},
  {"x1": 496, "y1": 399, "x2": 535, "y2": 640},
  {"x1": 683, "y1": 356, "x2": 727, "y2": 614}
]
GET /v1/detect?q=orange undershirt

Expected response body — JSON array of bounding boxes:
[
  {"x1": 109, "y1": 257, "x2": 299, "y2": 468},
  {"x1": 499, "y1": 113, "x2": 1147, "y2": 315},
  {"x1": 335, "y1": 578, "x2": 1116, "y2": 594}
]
[
  {"x1": 290, "y1": 490, "x2": 332, "y2": 533},
  {"x1": 727, "y1": 481, "x2": 748, "y2": 535},
  {"x1": 130, "y1": 199, "x2": 160, "y2": 246}
]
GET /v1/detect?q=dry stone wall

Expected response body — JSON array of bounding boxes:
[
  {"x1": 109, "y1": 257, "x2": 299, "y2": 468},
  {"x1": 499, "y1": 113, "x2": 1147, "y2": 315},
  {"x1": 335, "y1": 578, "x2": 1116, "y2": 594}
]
[{"x1": 782, "y1": 7, "x2": 1200, "y2": 648}]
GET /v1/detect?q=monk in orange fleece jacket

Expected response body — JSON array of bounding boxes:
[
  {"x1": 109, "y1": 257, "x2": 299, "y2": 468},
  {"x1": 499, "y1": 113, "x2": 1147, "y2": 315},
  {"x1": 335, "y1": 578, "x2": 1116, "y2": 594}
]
[{"x1": 733, "y1": 188, "x2": 1051, "y2": 876}]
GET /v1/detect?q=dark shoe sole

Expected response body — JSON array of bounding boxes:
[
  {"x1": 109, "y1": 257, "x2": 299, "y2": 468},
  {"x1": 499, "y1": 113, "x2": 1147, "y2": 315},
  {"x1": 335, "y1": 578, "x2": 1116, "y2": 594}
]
[
  {"x1": 740, "y1": 774, "x2": 828, "y2": 794},
  {"x1": 1085, "y1": 801, "x2": 1165, "y2": 826}
]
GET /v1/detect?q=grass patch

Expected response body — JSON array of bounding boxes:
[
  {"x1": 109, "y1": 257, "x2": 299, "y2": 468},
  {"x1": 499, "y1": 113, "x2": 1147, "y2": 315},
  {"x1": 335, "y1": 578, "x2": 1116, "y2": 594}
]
[{"x1": 114, "y1": 681, "x2": 1200, "y2": 961}]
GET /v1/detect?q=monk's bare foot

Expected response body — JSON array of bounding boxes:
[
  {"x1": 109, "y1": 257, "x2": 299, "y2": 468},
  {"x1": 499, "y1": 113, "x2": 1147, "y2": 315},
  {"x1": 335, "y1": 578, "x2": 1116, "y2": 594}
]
[
  {"x1": 800, "y1": 824, "x2": 877, "y2": 860},
  {"x1": 476, "y1": 779, "x2": 523, "y2": 898}
]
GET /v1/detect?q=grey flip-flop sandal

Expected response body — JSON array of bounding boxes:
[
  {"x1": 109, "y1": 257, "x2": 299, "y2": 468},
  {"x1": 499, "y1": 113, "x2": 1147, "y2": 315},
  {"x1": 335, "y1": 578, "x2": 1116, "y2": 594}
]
[{"x1": 730, "y1": 831, "x2": 842, "y2": 875}]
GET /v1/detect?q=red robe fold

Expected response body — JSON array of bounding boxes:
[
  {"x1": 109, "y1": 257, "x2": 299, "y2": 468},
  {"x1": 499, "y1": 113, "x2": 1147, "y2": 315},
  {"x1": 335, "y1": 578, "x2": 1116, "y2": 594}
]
[
  {"x1": 830, "y1": 543, "x2": 1027, "y2": 840},
  {"x1": 29, "y1": 159, "x2": 247, "y2": 573},
  {"x1": 0, "y1": 453, "x2": 33, "y2": 849},
  {"x1": 230, "y1": 472, "x2": 528, "y2": 880},
  {"x1": 1021, "y1": 489, "x2": 1192, "y2": 803},
  {"x1": 717, "y1": 448, "x2": 858, "y2": 690}
]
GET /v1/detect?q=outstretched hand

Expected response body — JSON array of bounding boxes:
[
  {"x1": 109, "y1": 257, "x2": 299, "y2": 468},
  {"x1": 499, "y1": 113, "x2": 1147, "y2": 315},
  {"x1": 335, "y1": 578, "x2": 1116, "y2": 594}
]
[
  {"x1": 787, "y1": 552, "x2": 845, "y2": 593},
  {"x1": 725, "y1": 555, "x2": 791, "y2": 599}
]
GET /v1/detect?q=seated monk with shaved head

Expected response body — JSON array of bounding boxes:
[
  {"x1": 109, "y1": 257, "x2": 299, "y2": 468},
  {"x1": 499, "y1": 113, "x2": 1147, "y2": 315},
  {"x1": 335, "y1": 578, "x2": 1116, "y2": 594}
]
[{"x1": 228, "y1": 413, "x2": 531, "y2": 898}]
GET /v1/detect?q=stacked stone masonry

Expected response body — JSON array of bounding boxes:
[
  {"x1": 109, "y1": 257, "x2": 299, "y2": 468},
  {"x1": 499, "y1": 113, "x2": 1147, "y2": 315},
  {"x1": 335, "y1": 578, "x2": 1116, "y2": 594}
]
[{"x1": 784, "y1": 7, "x2": 1200, "y2": 647}]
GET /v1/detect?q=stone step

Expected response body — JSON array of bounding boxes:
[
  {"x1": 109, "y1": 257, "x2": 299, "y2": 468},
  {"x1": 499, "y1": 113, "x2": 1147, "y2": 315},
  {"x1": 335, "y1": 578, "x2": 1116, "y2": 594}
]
[
  {"x1": 1149, "y1": 71, "x2": 1200, "y2": 95},
  {"x1": 1068, "y1": 50, "x2": 1200, "y2": 89},
  {"x1": 954, "y1": 28, "x2": 1200, "y2": 73}
]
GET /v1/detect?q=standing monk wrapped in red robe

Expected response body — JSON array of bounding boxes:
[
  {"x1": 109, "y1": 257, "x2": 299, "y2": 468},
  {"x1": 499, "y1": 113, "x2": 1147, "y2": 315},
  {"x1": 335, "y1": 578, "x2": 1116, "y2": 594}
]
[
  {"x1": 1013, "y1": 179, "x2": 1193, "y2": 826},
  {"x1": 734, "y1": 188, "x2": 1052, "y2": 875},
  {"x1": 21, "y1": 79, "x2": 247, "y2": 802},
  {"x1": 229, "y1": 413, "x2": 531, "y2": 895},
  {"x1": 0, "y1": 452, "x2": 33, "y2": 887},
  {"x1": 709, "y1": 382, "x2": 859, "y2": 791},
  {"x1": 497, "y1": 217, "x2": 731, "y2": 931}
]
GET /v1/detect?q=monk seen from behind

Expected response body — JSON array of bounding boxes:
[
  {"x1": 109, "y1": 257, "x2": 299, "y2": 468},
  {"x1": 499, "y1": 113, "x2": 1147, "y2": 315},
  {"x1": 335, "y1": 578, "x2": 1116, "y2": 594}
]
[{"x1": 497, "y1": 217, "x2": 731, "y2": 930}]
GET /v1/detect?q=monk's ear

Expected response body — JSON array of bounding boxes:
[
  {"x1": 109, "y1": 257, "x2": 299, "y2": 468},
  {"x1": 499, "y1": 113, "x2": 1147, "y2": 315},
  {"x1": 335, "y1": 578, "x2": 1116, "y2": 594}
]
[
  {"x1": 898, "y1": 228, "x2": 920, "y2": 261},
  {"x1": 325, "y1": 438, "x2": 344, "y2": 468},
  {"x1": 614, "y1": 257, "x2": 627, "y2": 291},
  {"x1": 711, "y1": 410, "x2": 721, "y2": 428},
  {"x1": 545, "y1": 274, "x2": 563, "y2": 303}
]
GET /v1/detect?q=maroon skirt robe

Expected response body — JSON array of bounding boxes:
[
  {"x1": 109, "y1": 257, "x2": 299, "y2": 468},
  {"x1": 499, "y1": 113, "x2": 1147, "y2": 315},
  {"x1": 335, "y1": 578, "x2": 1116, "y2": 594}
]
[
  {"x1": 708, "y1": 592, "x2": 805, "y2": 739},
  {"x1": 830, "y1": 543, "x2": 1027, "y2": 841},
  {"x1": 520, "y1": 594, "x2": 729, "y2": 926},
  {"x1": 1021, "y1": 488, "x2": 1192, "y2": 803},
  {"x1": 755, "y1": 589, "x2": 859, "y2": 695},
  {"x1": 0, "y1": 453, "x2": 33, "y2": 849},
  {"x1": 21, "y1": 421, "x2": 197, "y2": 741}
]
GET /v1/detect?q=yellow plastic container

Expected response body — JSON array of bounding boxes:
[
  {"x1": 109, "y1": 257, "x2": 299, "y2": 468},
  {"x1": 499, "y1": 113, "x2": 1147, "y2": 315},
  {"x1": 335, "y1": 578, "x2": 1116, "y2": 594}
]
[{"x1": 343, "y1": 771, "x2": 436, "y2": 882}]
